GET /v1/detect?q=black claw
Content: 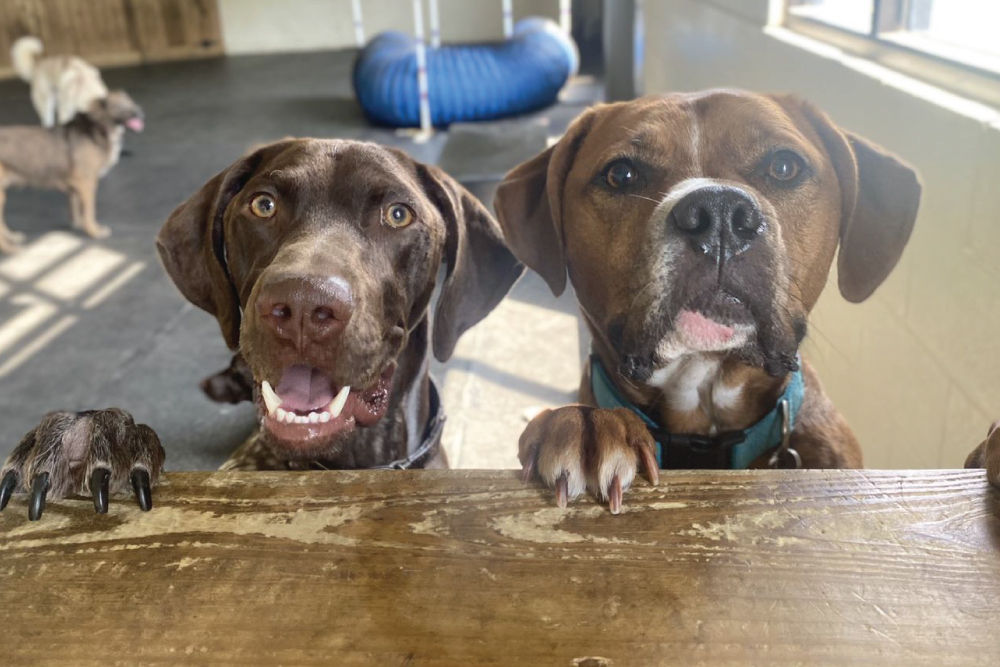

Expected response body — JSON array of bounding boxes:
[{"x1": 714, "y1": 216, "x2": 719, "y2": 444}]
[
  {"x1": 0, "y1": 470, "x2": 17, "y2": 511},
  {"x1": 130, "y1": 469, "x2": 152, "y2": 511},
  {"x1": 28, "y1": 472, "x2": 50, "y2": 521},
  {"x1": 91, "y1": 468, "x2": 111, "y2": 514}
]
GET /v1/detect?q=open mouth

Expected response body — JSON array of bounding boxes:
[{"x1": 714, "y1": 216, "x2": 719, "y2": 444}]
[
  {"x1": 669, "y1": 291, "x2": 755, "y2": 353},
  {"x1": 256, "y1": 363, "x2": 394, "y2": 451}
]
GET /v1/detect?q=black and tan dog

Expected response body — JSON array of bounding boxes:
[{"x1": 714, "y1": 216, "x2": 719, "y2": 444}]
[
  {"x1": 0, "y1": 90, "x2": 144, "y2": 252},
  {"x1": 0, "y1": 138, "x2": 522, "y2": 518},
  {"x1": 495, "y1": 90, "x2": 927, "y2": 512}
]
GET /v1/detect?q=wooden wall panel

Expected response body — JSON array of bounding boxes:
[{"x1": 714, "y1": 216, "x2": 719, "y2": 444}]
[{"x1": 0, "y1": 0, "x2": 222, "y2": 78}]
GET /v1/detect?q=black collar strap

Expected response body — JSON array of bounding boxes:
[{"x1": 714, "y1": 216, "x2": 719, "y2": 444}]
[{"x1": 370, "y1": 374, "x2": 445, "y2": 470}]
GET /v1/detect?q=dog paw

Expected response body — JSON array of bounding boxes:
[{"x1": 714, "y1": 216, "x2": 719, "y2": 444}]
[
  {"x1": 0, "y1": 234, "x2": 24, "y2": 253},
  {"x1": 87, "y1": 224, "x2": 112, "y2": 239},
  {"x1": 0, "y1": 408, "x2": 165, "y2": 520},
  {"x1": 200, "y1": 353, "x2": 254, "y2": 404},
  {"x1": 518, "y1": 406, "x2": 659, "y2": 514}
]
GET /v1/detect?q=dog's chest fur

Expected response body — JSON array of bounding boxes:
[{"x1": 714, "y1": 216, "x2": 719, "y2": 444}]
[
  {"x1": 99, "y1": 126, "x2": 124, "y2": 176},
  {"x1": 645, "y1": 355, "x2": 749, "y2": 434}
]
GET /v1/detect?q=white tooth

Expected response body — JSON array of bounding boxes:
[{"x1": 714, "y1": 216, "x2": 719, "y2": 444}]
[
  {"x1": 295, "y1": 415, "x2": 308, "y2": 424},
  {"x1": 261, "y1": 380, "x2": 282, "y2": 415},
  {"x1": 285, "y1": 411, "x2": 296, "y2": 424},
  {"x1": 328, "y1": 385, "x2": 351, "y2": 418},
  {"x1": 319, "y1": 412, "x2": 331, "y2": 423},
  {"x1": 275, "y1": 407, "x2": 287, "y2": 422},
  {"x1": 308, "y1": 412, "x2": 320, "y2": 423}
]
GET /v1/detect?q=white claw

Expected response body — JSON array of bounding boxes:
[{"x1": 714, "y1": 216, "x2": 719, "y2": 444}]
[
  {"x1": 329, "y1": 385, "x2": 351, "y2": 418},
  {"x1": 261, "y1": 380, "x2": 282, "y2": 416}
]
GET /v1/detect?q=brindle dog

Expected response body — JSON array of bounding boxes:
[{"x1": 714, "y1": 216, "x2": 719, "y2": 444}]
[
  {"x1": 494, "y1": 91, "x2": 925, "y2": 512},
  {"x1": 0, "y1": 138, "x2": 523, "y2": 519}
]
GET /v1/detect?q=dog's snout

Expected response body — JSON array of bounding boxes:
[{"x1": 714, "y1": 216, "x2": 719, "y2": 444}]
[
  {"x1": 256, "y1": 277, "x2": 354, "y2": 347},
  {"x1": 671, "y1": 187, "x2": 764, "y2": 261}
]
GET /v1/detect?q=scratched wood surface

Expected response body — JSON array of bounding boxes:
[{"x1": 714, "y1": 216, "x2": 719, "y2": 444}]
[{"x1": 2, "y1": 469, "x2": 999, "y2": 665}]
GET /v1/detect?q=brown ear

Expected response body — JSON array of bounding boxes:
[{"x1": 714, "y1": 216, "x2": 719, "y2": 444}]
[
  {"x1": 776, "y1": 95, "x2": 922, "y2": 302},
  {"x1": 156, "y1": 144, "x2": 283, "y2": 349},
  {"x1": 417, "y1": 163, "x2": 525, "y2": 362},
  {"x1": 493, "y1": 109, "x2": 596, "y2": 296}
]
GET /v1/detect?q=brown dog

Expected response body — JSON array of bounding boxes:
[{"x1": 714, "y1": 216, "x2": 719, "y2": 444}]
[
  {"x1": 0, "y1": 90, "x2": 144, "y2": 252},
  {"x1": 0, "y1": 138, "x2": 522, "y2": 519},
  {"x1": 495, "y1": 90, "x2": 922, "y2": 512}
]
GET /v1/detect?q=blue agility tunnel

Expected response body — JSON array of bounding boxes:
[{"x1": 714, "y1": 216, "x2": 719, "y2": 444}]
[{"x1": 353, "y1": 18, "x2": 578, "y2": 127}]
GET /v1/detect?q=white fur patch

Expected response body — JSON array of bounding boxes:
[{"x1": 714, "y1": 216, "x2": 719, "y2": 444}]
[
  {"x1": 650, "y1": 177, "x2": 724, "y2": 223},
  {"x1": 647, "y1": 355, "x2": 720, "y2": 413},
  {"x1": 711, "y1": 382, "x2": 743, "y2": 412},
  {"x1": 646, "y1": 353, "x2": 746, "y2": 418},
  {"x1": 688, "y1": 105, "x2": 702, "y2": 173}
]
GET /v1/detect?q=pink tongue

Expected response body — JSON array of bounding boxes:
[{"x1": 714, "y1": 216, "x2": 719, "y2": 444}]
[
  {"x1": 676, "y1": 309, "x2": 734, "y2": 347},
  {"x1": 274, "y1": 365, "x2": 335, "y2": 412},
  {"x1": 126, "y1": 117, "x2": 144, "y2": 132}
]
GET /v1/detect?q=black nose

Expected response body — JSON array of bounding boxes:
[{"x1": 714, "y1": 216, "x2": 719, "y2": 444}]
[{"x1": 670, "y1": 186, "x2": 764, "y2": 262}]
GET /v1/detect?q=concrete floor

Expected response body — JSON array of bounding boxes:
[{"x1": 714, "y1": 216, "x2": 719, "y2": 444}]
[{"x1": 0, "y1": 51, "x2": 597, "y2": 470}]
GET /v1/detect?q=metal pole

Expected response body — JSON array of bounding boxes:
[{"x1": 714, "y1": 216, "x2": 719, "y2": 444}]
[
  {"x1": 351, "y1": 0, "x2": 365, "y2": 47},
  {"x1": 559, "y1": 0, "x2": 572, "y2": 34},
  {"x1": 502, "y1": 0, "x2": 513, "y2": 38},
  {"x1": 429, "y1": 0, "x2": 441, "y2": 48},
  {"x1": 412, "y1": 0, "x2": 433, "y2": 136}
]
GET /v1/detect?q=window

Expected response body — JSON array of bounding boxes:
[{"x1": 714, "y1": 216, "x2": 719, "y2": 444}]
[{"x1": 784, "y1": 1, "x2": 1000, "y2": 106}]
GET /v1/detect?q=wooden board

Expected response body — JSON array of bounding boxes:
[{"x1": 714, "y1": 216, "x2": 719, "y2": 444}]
[
  {"x1": 2, "y1": 469, "x2": 1000, "y2": 665},
  {"x1": 0, "y1": 0, "x2": 222, "y2": 78}
]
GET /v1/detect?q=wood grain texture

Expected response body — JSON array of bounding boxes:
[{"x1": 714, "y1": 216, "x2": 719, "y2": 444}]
[
  {"x1": 0, "y1": 0, "x2": 222, "y2": 78},
  {"x1": 2, "y1": 469, "x2": 999, "y2": 665}
]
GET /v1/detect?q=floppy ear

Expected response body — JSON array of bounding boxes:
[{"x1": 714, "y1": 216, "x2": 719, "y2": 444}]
[
  {"x1": 774, "y1": 95, "x2": 922, "y2": 302},
  {"x1": 156, "y1": 146, "x2": 276, "y2": 349},
  {"x1": 417, "y1": 163, "x2": 525, "y2": 362},
  {"x1": 493, "y1": 109, "x2": 597, "y2": 296}
]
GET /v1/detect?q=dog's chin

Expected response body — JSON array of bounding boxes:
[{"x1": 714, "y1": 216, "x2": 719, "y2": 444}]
[
  {"x1": 618, "y1": 289, "x2": 796, "y2": 381},
  {"x1": 252, "y1": 363, "x2": 395, "y2": 460}
]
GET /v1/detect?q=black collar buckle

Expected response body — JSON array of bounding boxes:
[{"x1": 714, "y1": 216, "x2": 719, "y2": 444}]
[{"x1": 649, "y1": 428, "x2": 747, "y2": 469}]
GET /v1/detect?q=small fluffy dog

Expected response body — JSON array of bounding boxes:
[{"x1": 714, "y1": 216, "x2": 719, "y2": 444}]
[
  {"x1": 0, "y1": 91, "x2": 144, "y2": 252},
  {"x1": 11, "y1": 36, "x2": 109, "y2": 128}
]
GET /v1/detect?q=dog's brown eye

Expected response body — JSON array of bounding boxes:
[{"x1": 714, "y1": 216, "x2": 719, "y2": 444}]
[
  {"x1": 768, "y1": 151, "x2": 803, "y2": 182},
  {"x1": 605, "y1": 160, "x2": 637, "y2": 189},
  {"x1": 383, "y1": 203, "x2": 415, "y2": 229},
  {"x1": 249, "y1": 194, "x2": 277, "y2": 218}
]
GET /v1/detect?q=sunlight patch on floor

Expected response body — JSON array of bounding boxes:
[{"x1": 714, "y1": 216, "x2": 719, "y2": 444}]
[
  {"x1": 440, "y1": 297, "x2": 581, "y2": 469},
  {"x1": 0, "y1": 232, "x2": 83, "y2": 282},
  {"x1": 0, "y1": 232, "x2": 145, "y2": 378},
  {"x1": 36, "y1": 246, "x2": 126, "y2": 300}
]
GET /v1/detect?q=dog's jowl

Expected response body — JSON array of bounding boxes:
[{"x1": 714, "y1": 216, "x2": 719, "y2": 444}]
[
  {"x1": 0, "y1": 139, "x2": 522, "y2": 518},
  {"x1": 495, "y1": 90, "x2": 922, "y2": 512}
]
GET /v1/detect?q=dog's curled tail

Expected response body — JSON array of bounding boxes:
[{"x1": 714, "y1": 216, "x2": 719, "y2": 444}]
[{"x1": 11, "y1": 36, "x2": 44, "y2": 82}]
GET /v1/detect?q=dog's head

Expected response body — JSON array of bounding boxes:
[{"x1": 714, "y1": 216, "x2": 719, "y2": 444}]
[
  {"x1": 88, "y1": 90, "x2": 144, "y2": 133},
  {"x1": 157, "y1": 139, "x2": 522, "y2": 458},
  {"x1": 495, "y1": 90, "x2": 921, "y2": 381}
]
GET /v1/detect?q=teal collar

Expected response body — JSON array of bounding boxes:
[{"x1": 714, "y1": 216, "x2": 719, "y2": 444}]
[{"x1": 590, "y1": 355, "x2": 805, "y2": 469}]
